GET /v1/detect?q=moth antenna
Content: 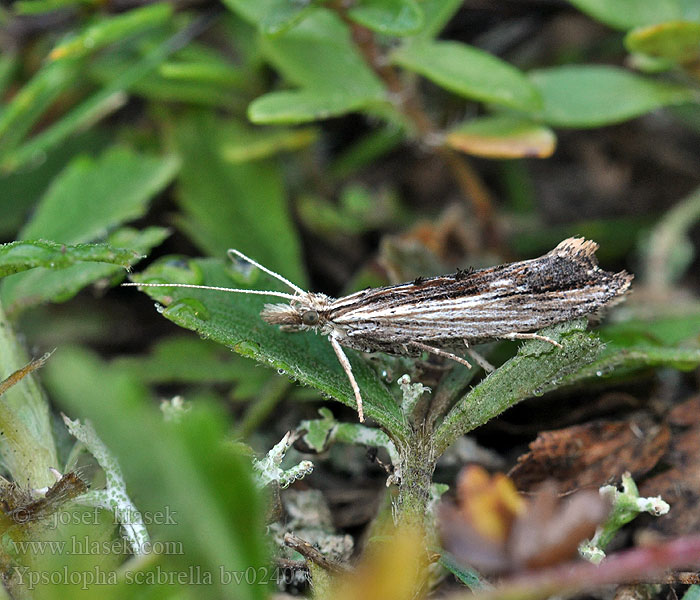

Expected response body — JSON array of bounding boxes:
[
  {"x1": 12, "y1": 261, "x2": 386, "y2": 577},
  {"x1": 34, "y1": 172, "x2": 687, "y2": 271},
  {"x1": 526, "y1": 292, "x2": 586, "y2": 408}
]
[
  {"x1": 121, "y1": 282, "x2": 298, "y2": 301},
  {"x1": 227, "y1": 248, "x2": 306, "y2": 296}
]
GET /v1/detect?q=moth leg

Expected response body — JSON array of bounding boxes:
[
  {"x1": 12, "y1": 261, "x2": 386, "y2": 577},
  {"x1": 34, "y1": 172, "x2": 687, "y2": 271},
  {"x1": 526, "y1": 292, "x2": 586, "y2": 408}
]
[
  {"x1": 464, "y1": 345, "x2": 495, "y2": 373},
  {"x1": 409, "y1": 341, "x2": 472, "y2": 370},
  {"x1": 499, "y1": 332, "x2": 563, "y2": 349},
  {"x1": 329, "y1": 335, "x2": 365, "y2": 423}
]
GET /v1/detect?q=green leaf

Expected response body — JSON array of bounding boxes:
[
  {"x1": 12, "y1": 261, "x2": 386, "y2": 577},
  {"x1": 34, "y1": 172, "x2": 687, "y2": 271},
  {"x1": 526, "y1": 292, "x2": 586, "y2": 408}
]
[
  {"x1": 43, "y1": 346, "x2": 269, "y2": 600},
  {"x1": 0, "y1": 305, "x2": 59, "y2": 488},
  {"x1": 434, "y1": 319, "x2": 602, "y2": 455},
  {"x1": 297, "y1": 184, "x2": 402, "y2": 236},
  {"x1": 392, "y1": 40, "x2": 542, "y2": 111},
  {"x1": 87, "y1": 33, "x2": 252, "y2": 109},
  {"x1": 259, "y1": 0, "x2": 318, "y2": 35},
  {"x1": 0, "y1": 6, "x2": 173, "y2": 169},
  {"x1": 0, "y1": 130, "x2": 109, "y2": 238},
  {"x1": 445, "y1": 115, "x2": 556, "y2": 159},
  {"x1": 300, "y1": 407, "x2": 400, "y2": 463},
  {"x1": 173, "y1": 112, "x2": 305, "y2": 285},
  {"x1": 558, "y1": 340, "x2": 700, "y2": 382},
  {"x1": 0, "y1": 60, "x2": 80, "y2": 160},
  {"x1": 625, "y1": 21, "x2": 700, "y2": 64},
  {"x1": 682, "y1": 586, "x2": 700, "y2": 600},
  {"x1": 13, "y1": 0, "x2": 90, "y2": 15},
  {"x1": 551, "y1": 314, "x2": 700, "y2": 385},
  {"x1": 299, "y1": 407, "x2": 337, "y2": 451},
  {"x1": 1, "y1": 22, "x2": 196, "y2": 173},
  {"x1": 565, "y1": 0, "x2": 700, "y2": 30},
  {"x1": 347, "y1": 0, "x2": 424, "y2": 36},
  {"x1": 2, "y1": 147, "x2": 175, "y2": 314},
  {"x1": 158, "y1": 58, "x2": 247, "y2": 88},
  {"x1": 439, "y1": 550, "x2": 486, "y2": 589},
  {"x1": 220, "y1": 125, "x2": 318, "y2": 162},
  {"x1": 627, "y1": 52, "x2": 678, "y2": 74},
  {"x1": 220, "y1": 0, "x2": 288, "y2": 26},
  {"x1": 19, "y1": 146, "x2": 179, "y2": 243},
  {"x1": 96, "y1": 61, "x2": 247, "y2": 108},
  {"x1": 1, "y1": 227, "x2": 168, "y2": 317},
  {"x1": 129, "y1": 258, "x2": 410, "y2": 441},
  {"x1": 411, "y1": 0, "x2": 462, "y2": 39},
  {"x1": 0, "y1": 239, "x2": 146, "y2": 278},
  {"x1": 250, "y1": 10, "x2": 389, "y2": 123},
  {"x1": 248, "y1": 89, "x2": 380, "y2": 124},
  {"x1": 112, "y1": 336, "x2": 273, "y2": 388},
  {"x1": 528, "y1": 65, "x2": 698, "y2": 127},
  {"x1": 258, "y1": 9, "x2": 385, "y2": 98},
  {"x1": 48, "y1": 3, "x2": 172, "y2": 61}
]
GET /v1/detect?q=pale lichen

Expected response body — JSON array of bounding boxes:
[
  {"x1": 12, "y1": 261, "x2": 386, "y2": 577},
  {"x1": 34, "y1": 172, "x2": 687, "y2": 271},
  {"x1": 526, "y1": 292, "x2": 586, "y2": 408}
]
[{"x1": 62, "y1": 415, "x2": 151, "y2": 555}]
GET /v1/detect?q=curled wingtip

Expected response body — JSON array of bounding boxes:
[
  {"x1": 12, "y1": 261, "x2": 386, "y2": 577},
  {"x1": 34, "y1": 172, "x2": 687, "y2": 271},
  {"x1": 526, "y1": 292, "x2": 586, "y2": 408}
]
[{"x1": 553, "y1": 237, "x2": 599, "y2": 256}]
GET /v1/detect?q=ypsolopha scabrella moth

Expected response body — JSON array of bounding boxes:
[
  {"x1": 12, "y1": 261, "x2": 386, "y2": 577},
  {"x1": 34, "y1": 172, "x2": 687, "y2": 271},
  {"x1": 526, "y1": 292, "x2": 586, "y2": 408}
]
[{"x1": 123, "y1": 237, "x2": 632, "y2": 422}]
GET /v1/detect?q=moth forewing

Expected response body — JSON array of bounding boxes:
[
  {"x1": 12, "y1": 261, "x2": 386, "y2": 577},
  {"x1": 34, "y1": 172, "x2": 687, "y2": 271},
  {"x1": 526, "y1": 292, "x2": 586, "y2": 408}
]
[
  {"x1": 325, "y1": 237, "x2": 632, "y2": 345},
  {"x1": 123, "y1": 238, "x2": 632, "y2": 424}
]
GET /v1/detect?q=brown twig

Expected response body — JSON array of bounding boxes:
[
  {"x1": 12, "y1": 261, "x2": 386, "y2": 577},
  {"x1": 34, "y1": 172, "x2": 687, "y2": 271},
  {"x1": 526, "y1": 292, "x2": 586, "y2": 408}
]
[
  {"x1": 283, "y1": 533, "x2": 351, "y2": 575},
  {"x1": 332, "y1": 4, "x2": 501, "y2": 251},
  {"x1": 0, "y1": 351, "x2": 53, "y2": 397}
]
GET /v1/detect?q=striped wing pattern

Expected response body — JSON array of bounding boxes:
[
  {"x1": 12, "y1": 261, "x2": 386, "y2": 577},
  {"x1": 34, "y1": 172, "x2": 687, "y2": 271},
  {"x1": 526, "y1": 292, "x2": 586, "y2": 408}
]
[{"x1": 327, "y1": 238, "x2": 632, "y2": 345}]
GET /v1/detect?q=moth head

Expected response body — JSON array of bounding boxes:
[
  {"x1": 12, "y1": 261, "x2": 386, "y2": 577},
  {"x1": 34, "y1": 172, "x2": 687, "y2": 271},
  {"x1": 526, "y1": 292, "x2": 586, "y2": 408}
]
[{"x1": 260, "y1": 294, "x2": 330, "y2": 331}]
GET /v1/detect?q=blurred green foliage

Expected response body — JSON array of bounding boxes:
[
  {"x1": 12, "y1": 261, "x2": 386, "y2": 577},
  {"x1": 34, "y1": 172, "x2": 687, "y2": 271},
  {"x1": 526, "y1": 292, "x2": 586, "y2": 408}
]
[{"x1": 1, "y1": 0, "x2": 699, "y2": 598}]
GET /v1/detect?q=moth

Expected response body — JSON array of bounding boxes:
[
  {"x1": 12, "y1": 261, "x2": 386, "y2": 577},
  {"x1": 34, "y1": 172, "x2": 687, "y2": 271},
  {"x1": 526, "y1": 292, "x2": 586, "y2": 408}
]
[
  {"x1": 124, "y1": 237, "x2": 632, "y2": 422},
  {"x1": 1, "y1": 470, "x2": 88, "y2": 525}
]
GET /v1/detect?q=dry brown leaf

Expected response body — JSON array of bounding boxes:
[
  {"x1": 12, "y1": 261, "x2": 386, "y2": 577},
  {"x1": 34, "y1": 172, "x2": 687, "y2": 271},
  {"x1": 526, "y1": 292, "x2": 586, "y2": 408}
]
[
  {"x1": 509, "y1": 419, "x2": 670, "y2": 493},
  {"x1": 640, "y1": 397, "x2": 700, "y2": 536}
]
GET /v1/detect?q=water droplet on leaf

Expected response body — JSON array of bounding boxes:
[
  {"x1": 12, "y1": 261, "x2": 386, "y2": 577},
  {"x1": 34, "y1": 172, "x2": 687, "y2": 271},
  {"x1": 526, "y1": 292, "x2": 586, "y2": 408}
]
[
  {"x1": 235, "y1": 340, "x2": 259, "y2": 356},
  {"x1": 226, "y1": 258, "x2": 258, "y2": 285},
  {"x1": 147, "y1": 257, "x2": 203, "y2": 285},
  {"x1": 164, "y1": 298, "x2": 210, "y2": 322}
]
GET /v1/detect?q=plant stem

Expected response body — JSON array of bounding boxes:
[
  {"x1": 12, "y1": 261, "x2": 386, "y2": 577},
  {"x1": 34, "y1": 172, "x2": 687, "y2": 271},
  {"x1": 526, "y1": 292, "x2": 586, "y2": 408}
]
[
  {"x1": 333, "y1": 6, "x2": 502, "y2": 251},
  {"x1": 395, "y1": 426, "x2": 437, "y2": 525}
]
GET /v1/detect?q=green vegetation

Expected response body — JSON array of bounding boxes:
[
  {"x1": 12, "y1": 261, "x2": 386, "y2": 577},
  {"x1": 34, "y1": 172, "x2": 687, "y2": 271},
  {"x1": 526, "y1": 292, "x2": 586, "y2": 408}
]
[{"x1": 1, "y1": 0, "x2": 700, "y2": 598}]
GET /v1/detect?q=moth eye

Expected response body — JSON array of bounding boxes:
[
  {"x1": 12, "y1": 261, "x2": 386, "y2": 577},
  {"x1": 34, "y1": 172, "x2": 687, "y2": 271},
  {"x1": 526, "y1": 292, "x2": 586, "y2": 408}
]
[{"x1": 301, "y1": 310, "x2": 319, "y2": 326}]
